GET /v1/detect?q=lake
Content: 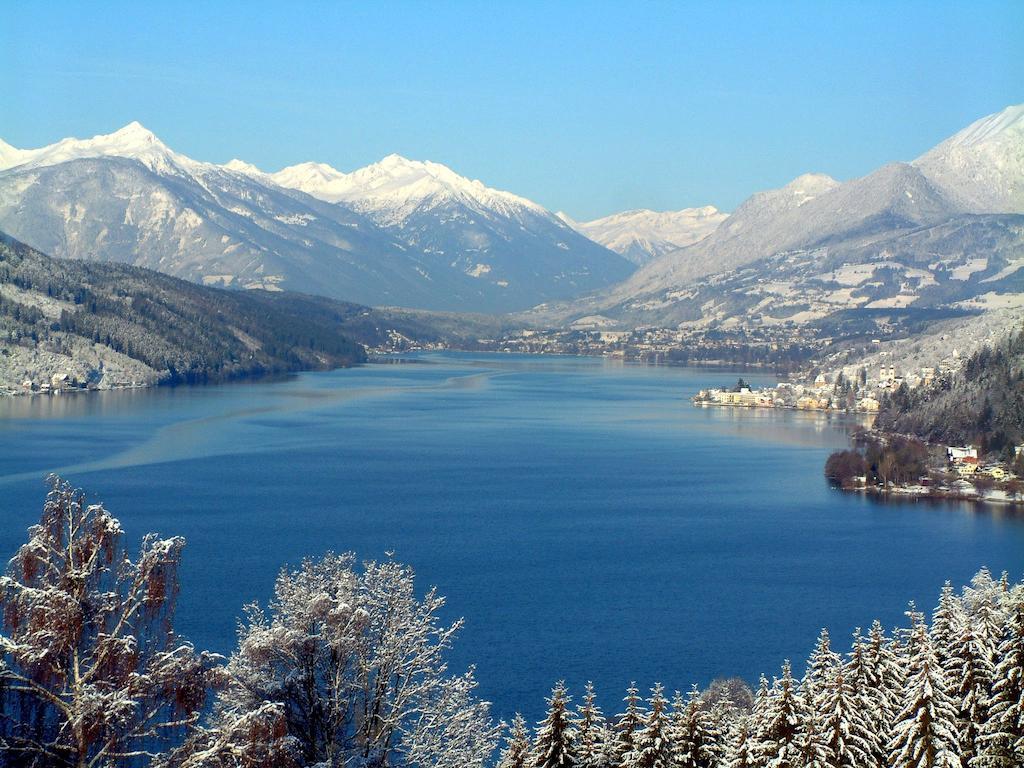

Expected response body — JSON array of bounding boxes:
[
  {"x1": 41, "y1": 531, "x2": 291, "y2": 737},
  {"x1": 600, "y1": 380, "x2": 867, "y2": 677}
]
[{"x1": 1, "y1": 352, "x2": 1021, "y2": 722}]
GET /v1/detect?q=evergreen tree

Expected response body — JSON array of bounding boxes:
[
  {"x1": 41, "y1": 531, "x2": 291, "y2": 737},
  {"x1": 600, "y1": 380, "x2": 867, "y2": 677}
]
[
  {"x1": 575, "y1": 682, "x2": 611, "y2": 768},
  {"x1": 613, "y1": 683, "x2": 644, "y2": 763},
  {"x1": 724, "y1": 716, "x2": 758, "y2": 768},
  {"x1": 625, "y1": 684, "x2": 673, "y2": 768},
  {"x1": 805, "y1": 629, "x2": 841, "y2": 698},
  {"x1": 673, "y1": 684, "x2": 724, "y2": 768},
  {"x1": 933, "y1": 582, "x2": 965, "y2": 668},
  {"x1": 793, "y1": 679, "x2": 830, "y2": 768},
  {"x1": 499, "y1": 714, "x2": 532, "y2": 768},
  {"x1": 755, "y1": 661, "x2": 803, "y2": 768},
  {"x1": 945, "y1": 617, "x2": 994, "y2": 764},
  {"x1": 974, "y1": 602, "x2": 1024, "y2": 768},
  {"x1": 888, "y1": 622, "x2": 963, "y2": 768},
  {"x1": 534, "y1": 682, "x2": 577, "y2": 768},
  {"x1": 818, "y1": 661, "x2": 878, "y2": 768}
]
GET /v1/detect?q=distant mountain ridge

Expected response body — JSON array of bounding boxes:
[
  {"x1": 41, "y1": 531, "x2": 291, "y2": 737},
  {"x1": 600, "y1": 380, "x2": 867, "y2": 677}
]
[
  {"x1": 0, "y1": 125, "x2": 632, "y2": 313},
  {"x1": 556, "y1": 206, "x2": 727, "y2": 265},
  {"x1": 526, "y1": 103, "x2": 1024, "y2": 329}
]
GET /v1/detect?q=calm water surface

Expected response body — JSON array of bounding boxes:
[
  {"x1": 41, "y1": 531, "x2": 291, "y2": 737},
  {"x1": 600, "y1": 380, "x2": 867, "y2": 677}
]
[{"x1": 1, "y1": 352, "x2": 1021, "y2": 721}]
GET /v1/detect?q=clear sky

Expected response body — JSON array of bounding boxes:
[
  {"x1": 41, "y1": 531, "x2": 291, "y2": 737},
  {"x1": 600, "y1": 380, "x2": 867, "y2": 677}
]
[{"x1": 2, "y1": 1, "x2": 1021, "y2": 219}]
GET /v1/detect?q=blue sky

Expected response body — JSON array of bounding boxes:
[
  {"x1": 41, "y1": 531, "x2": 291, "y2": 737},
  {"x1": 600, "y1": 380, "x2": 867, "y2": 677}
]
[{"x1": 2, "y1": 1, "x2": 1021, "y2": 219}]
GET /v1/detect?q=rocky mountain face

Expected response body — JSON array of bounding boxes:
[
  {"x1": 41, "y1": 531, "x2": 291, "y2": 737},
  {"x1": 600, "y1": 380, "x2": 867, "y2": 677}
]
[
  {"x1": 526, "y1": 104, "x2": 1024, "y2": 331},
  {"x1": 0, "y1": 125, "x2": 632, "y2": 313},
  {"x1": 556, "y1": 206, "x2": 727, "y2": 265}
]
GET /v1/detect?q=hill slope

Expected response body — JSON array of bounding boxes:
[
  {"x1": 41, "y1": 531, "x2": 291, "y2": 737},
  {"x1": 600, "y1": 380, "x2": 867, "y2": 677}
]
[{"x1": 0, "y1": 232, "x2": 368, "y2": 393}]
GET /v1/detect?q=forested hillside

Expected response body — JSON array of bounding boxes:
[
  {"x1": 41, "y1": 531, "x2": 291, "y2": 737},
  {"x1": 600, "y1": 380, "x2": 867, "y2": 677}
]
[
  {"x1": 875, "y1": 324, "x2": 1024, "y2": 455},
  {"x1": 0, "y1": 231, "x2": 367, "y2": 391}
]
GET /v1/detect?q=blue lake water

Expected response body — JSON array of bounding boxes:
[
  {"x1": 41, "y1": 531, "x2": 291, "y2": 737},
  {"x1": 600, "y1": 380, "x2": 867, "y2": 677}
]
[{"x1": 1, "y1": 352, "x2": 1022, "y2": 722}]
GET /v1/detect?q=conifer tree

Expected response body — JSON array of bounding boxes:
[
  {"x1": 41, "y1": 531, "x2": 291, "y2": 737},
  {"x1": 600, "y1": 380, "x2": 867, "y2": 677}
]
[
  {"x1": 888, "y1": 622, "x2": 962, "y2": 768},
  {"x1": 933, "y1": 582, "x2": 965, "y2": 668},
  {"x1": 805, "y1": 629, "x2": 841, "y2": 698},
  {"x1": 974, "y1": 602, "x2": 1024, "y2": 768},
  {"x1": 724, "y1": 715, "x2": 758, "y2": 768},
  {"x1": 945, "y1": 617, "x2": 994, "y2": 764},
  {"x1": 754, "y1": 661, "x2": 803, "y2": 768},
  {"x1": 500, "y1": 714, "x2": 532, "y2": 768},
  {"x1": 818, "y1": 661, "x2": 878, "y2": 768},
  {"x1": 534, "y1": 681, "x2": 576, "y2": 768},
  {"x1": 575, "y1": 682, "x2": 611, "y2": 768},
  {"x1": 793, "y1": 678, "x2": 830, "y2": 768},
  {"x1": 673, "y1": 684, "x2": 723, "y2": 768},
  {"x1": 613, "y1": 682, "x2": 644, "y2": 763},
  {"x1": 625, "y1": 683, "x2": 672, "y2": 768}
]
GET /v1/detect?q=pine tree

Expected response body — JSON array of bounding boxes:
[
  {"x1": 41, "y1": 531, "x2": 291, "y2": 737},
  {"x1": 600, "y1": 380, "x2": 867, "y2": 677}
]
[
  {"x1": 805, "y1": 628, "x2": 841, "y2": 698},
  {"x1": 613, "y1": 682, "x2": 644, "y2": 763},
  {"x1": 500, "y1": 714, "x2": 532, "y2": 768},
  {"x1": 793, "y1": 678, "x2": 830, "y2": 768},
  {"x1": 888, "y1": 622, "x2": 963, "y2": 768},
  {"x1": 974, "y1": 602, "x2": 1024, "y2": 768},
  {"x1": 673, "y1": 684, "x2": 724, "y2": 768},
  {"x1": 818, "y1": 661, "x2": 878, "y2": 768},
  {"x1": 724, "y1": 715, "x2": 758, "y2": 768},
  {"x1": 575, "y1": 682, "x2": 611, "y2": 768},
  {"x1": 945, "y1": 617, "x2": 994, "y2": 764},
  {"x1": 933, "y1": 582, "x2": 965, "y2": 668},
  {"x1": 534, "y1": 681, "x2": 576, "y2": 768},
  {"x1": 754, "y1": 661, "x2": 803, "y2": 768},
  {"x1": 625, "y1": 683, "x2": 673, "y2": 768}
]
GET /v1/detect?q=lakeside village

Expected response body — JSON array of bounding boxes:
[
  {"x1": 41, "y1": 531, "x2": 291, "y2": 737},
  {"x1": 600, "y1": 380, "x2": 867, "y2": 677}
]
[{"x1": 693, "y1": 360, "x2": 1024, "y2": 506}]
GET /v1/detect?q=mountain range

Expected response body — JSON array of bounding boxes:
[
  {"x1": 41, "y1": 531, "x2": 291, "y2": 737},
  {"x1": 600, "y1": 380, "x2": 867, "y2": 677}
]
[
  {"x1": 1, "y1": 103, "x2": 1022, "y2": 332},
  {"x1": 0, "y1": 125, "x2": 632, "y2": 313},
  {"x1": 525, "y1": 103, "x2": 1024, "y2": 329}
]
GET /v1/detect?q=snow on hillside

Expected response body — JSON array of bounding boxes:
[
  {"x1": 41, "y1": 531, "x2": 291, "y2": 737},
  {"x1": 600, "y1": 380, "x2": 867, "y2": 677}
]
[{"x1": 914, "y1": 103, "x2": 1024, "y2": 213}]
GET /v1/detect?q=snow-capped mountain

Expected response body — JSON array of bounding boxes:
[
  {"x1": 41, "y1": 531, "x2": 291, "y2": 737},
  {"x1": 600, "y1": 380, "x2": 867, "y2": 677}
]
[
  {"x1": 525, "y1": 104, "x2": 1024, "y2": 329},
  {"x1": 0, "y1": 125, "x2": 632, "y2": 312},
  {"x1": 557, "y1": 206, "x2": 727, "y2": 265},
  {"x1": 913, "y1": 103, "x2": 1024, "y2": 214},
  {"x1": 262, "y1": 153, "x2": 633, "y2": 306}
]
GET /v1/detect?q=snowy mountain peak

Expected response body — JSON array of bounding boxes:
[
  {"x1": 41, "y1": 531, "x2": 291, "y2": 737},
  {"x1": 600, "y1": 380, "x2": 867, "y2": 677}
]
[
  {"x1": 270, "y1": 154, "x2": 550, "y2": 225},
  {"x1": 566, "y1": 205, "x2": 728, "y2": 265},
  {"x1": 221, "y1": 158, "x2": 266, "y2": 176},
  {"x1": 0, "y1": 122, "x2": 196, "y2": 175},
  {"x1": 913, "y1": 103, "x2": 1024, "y2": 213}
]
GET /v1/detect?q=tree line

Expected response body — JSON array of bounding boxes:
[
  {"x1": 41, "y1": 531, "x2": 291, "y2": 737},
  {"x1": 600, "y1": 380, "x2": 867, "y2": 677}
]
[{"x1": 3, "y1": 478, "x2": 1022, "y2": 767}]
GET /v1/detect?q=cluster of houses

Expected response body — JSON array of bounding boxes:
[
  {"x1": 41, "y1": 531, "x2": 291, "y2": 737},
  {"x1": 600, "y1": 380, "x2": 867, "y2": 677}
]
[
  {"x1": 693, "y1": 360, "x2": 951, "y2": 415},
  {"x1": 946, "y1": 445, "x2": 1022, "y2": 481},
  {"x1": 20, "y1": 372, "x2": 92, "y2": 394}
]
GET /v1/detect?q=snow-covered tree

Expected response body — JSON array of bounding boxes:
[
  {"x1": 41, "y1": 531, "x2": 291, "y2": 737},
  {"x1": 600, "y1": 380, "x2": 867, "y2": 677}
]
[
  {"x1": 575, "y1": 681, "x2": 611, "y2": 768},
  {"x1": 792, "y1": 679, "x2": 829, "y2": 768},
  {"x1": 156, "y1": 702, "x2": 299, "y2": 768},
  {"x1": 974, "y1": 601, "x2": 1024, "y2": 768},
  {"x1": 723, "y1": 715, "x2": 758, "y2": 768},
  {"x1": 804, "y1": 629, "x2": 840, "y2": 699},
  {"x1": 888, "y1": 621, "x2": 963, "y2": 768},
  {"x1": 754, "y1": 661, "x2": 803, "y2": 768},
  {"x1": 0, "y1": 476, "x2": 220, "y2": 768},
  {"x1": 613, "y1": 682, "x2": 644, "y2": 762},
  {"x1": 672, "y1": 684, "x2": 724, "y2": 768},
  {"x1": 624, "y1": 683, "x2": 672, "y2": 768},
  {"x1": 817, "y1": 660, "x2": 878, "y2": 768},
  {"x1": 945, "y1": 616, "x2": 994, "y2": 764},
  {"x1": 205, "y1": 553, "x2": 497, "y2": 768},
  {"x1": 933, "y1": 582, "x2": 965, "y2": 668},
  {"x1": 533, "y1": 681, "x2": 576, "y2": 768},
  {"x1": 499, "y1": 714, "x2": 533, "y2": 768}
]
